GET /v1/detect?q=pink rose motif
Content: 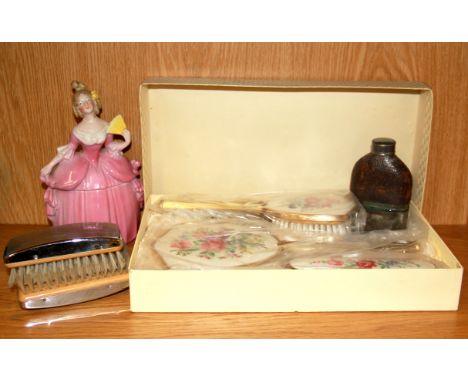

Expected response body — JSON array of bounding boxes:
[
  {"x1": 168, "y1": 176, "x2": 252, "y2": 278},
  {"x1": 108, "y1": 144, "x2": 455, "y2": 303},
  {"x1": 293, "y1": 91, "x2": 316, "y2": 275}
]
[
  {"x1": 201, "y1": 238, "x2": 226, "y2": 252},
  {"x1": 304, "y1": 196, "x2": 321, "y2": 207},
  {"x1": 170, "y1": 240, "x2": 192, "y2": 250},
  {"x1": 328, "y1": 259, "x2": 344, "y2": 267},
  {"x1": 304, "y1": 196, "x2": 333, "y2": 209},
  {"x1": 356, "y1": 260, "x2": 377, "y2": 269}
]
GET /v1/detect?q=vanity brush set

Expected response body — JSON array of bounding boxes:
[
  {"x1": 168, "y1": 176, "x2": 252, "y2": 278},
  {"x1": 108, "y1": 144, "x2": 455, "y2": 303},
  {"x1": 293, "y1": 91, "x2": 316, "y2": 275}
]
[
  {"x1": 143, "y1": 137, "x2": 440, "y2": 271},
  {"x1": 2, "y1": 136, "x2": 433, "y2": 308}
]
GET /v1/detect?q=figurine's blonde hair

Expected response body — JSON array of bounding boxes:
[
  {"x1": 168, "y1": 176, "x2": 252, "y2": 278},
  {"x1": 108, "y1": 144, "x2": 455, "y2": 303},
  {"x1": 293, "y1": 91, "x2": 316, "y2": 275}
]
[{"x1": 71, "y1": 80, "x2": 102, "y2": 118}]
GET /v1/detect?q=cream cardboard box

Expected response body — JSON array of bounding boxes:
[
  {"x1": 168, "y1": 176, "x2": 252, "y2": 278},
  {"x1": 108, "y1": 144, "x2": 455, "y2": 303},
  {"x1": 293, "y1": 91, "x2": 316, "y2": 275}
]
[{"x1": 129, "y1": 78, "x2": 463, "y2": 312}]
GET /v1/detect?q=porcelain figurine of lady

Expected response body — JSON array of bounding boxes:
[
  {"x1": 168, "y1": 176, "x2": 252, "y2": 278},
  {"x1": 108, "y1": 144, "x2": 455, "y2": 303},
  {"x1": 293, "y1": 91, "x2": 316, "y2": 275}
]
[{"x1": 40, "y1": 81, "x2": 144, "y2": 242}]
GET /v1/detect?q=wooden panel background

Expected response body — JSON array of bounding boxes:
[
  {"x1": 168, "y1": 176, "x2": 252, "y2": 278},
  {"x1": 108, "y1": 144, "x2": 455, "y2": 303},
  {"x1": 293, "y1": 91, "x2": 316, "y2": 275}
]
[{"x1": 0, "y1": 42, "x2": 467, "y2": 225}]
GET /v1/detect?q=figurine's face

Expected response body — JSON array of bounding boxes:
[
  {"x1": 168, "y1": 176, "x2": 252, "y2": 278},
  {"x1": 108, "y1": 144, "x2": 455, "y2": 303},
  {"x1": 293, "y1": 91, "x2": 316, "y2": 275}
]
[{"x1": 76, "y1": 94, "x2": 95, "y2": 116}]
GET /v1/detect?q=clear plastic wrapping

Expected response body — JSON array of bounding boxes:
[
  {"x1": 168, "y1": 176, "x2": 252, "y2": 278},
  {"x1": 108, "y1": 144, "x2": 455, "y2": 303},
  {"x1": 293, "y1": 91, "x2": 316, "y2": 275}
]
[{"x1": 134, "y1": 191, "x2": 445, "y2": 271}]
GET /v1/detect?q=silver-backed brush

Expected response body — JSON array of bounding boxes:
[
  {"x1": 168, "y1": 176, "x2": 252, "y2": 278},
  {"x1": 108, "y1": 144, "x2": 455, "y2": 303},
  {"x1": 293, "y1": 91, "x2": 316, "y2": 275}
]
[{"x1": 3, "y1": 222, "x2": 129, "y2": 309}]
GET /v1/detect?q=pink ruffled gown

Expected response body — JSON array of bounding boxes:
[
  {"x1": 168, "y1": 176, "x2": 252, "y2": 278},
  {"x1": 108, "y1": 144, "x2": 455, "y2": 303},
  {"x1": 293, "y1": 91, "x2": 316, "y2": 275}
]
[{"x1": 42, "y1": 128, "x2": 144, "y2": 243}]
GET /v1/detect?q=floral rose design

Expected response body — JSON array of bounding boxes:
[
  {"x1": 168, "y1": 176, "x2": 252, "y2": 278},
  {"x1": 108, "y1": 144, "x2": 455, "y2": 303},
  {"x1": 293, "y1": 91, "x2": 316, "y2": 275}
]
[
  {"x1": 288, "y1": 195, "x2": 339, "y2": 211},
  {"x1": 297, "y1": 258, "x2": 428, "y2": 269},
  {"x1": 304, "y1": 196, "x2": 333, "y2": 209},
  {"x1": 200, "y1": 238, "x2": 226, "y2": 252},
  {"x1": 328, "y1": 259, "x2": 344, "y2": 267},
  {"x1": 168, "y1": 228, "x2": 268, "y2": 261},
  {"x1": 170, "y1": 240, "x2": 192, "y2": 250},
  {"x1": 356, "y1": 260, "x2": 377, "y2": 269}
]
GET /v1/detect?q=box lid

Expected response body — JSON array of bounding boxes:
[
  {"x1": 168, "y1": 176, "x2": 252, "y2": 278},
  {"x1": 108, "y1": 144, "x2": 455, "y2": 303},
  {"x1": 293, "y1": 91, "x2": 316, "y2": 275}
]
[{"x1": 139, "y1": 79, "x2": 432, "y2": 209}]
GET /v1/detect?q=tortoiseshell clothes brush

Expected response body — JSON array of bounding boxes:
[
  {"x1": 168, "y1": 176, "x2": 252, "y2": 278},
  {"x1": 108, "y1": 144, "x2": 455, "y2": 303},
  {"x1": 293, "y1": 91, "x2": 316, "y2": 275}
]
[{"x1": 3, "y1": 223, "x2": 129, "y2": 309}]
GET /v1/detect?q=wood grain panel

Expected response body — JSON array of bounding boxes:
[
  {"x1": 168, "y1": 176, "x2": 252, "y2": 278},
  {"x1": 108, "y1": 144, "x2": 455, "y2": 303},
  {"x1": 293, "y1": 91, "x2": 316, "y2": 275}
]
[{"x1": 0, "y1": 43, "x2": 466, "y2": 224}]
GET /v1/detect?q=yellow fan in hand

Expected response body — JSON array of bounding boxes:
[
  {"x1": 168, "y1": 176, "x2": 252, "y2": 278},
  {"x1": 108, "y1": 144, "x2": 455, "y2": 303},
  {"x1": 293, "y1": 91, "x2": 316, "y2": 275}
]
[{"x1": 107, "y1": 115, "x2": 127, "y2": 135}]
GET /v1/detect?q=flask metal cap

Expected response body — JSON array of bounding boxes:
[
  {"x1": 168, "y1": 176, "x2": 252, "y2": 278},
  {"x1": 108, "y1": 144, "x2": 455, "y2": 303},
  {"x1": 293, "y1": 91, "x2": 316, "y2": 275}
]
[{"x1": 372, "y1": 137, "x2": 396, "y2": 154}]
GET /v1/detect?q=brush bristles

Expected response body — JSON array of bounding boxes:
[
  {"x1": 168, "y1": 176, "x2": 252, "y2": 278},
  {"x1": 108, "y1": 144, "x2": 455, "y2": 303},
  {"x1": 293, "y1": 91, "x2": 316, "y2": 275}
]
[
  {"x1": 7, "y1": 250, "x2": 128, "y2": 293},
  {"x1": 271, "y1": 217, "x2": 349, "y2": 235}
]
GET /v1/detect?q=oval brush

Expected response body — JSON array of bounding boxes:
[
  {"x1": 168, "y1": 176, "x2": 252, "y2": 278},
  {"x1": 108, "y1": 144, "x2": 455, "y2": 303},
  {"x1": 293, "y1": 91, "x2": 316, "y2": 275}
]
[
  {"x1": 157, "y1": 192, "x2": 360, "y2": 235},
  {"x1": 3, "y1": 223, "x2": 129, "y2": 309}
]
